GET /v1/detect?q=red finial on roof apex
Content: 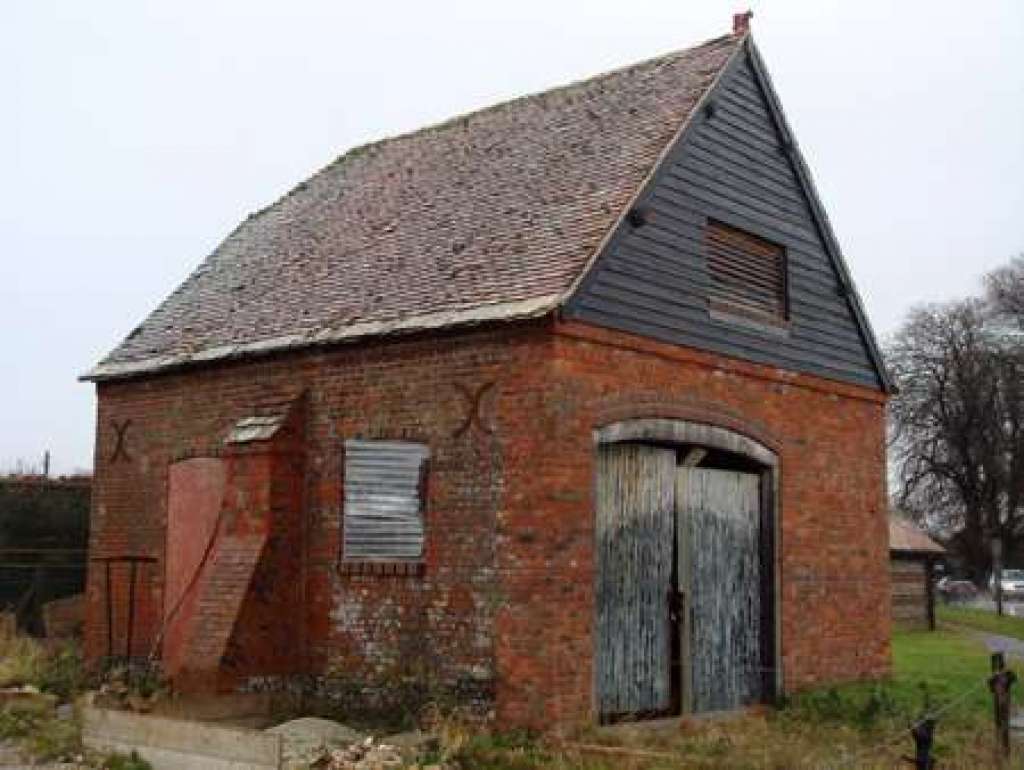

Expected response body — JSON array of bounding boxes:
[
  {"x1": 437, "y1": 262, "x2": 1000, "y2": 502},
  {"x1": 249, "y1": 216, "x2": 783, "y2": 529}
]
[{"x1": 733, "y1": 10, "x2": 753, "y2": 35}]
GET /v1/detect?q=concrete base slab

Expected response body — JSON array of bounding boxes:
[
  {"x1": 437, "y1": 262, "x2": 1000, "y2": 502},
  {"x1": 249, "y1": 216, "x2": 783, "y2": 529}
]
[
  {"x1": 82, "y1": 706, "x2": 281, "y2": 770},
  {"x1": 150, "y1": 693, "x2": 275, "y2": 726}
]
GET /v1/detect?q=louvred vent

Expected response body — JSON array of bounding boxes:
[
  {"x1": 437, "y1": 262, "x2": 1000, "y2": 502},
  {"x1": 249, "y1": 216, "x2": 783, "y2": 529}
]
[{"x1": 706, "y1": 220, "x2": 787, "y2": 323}]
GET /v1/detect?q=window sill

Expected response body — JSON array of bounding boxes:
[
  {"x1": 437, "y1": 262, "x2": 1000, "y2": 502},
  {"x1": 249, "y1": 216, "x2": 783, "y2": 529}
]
[{"x1": 338, "y1": 561, "x2": 425, "y2": 577}]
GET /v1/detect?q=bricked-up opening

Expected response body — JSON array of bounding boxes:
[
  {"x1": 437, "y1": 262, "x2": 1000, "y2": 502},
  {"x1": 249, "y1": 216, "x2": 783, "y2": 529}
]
[
  {"x1": 155, "y1": 396, "x2": 307, "y2": 691},
  {"x1": 163, "y1": 457, "x2": 227, "y2": 678},
  {"x1": 342, "y1": 440, "x2": 429, "y2": 562},
  {"x1": 705, "y1": 220, "x2": 787, "y2": 324}
]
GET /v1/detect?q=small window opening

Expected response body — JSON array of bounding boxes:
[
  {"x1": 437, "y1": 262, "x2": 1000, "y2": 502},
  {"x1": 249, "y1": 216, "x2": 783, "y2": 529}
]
[
  {"x1": 705, "y1": 220, "x2": 787, "y2": 324},
  {"x1": 342, "y1": 439, "x2": 428, "y2": 562}
]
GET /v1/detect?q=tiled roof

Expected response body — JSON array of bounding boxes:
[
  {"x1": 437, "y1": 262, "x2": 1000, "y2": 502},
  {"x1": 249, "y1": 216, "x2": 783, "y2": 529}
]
[
  {"x1": 85, "y1": 33, "x2": 742, "y2": 381},
  {"x1": 889, "y1": 517, "x2": 946, "y2": 555}
]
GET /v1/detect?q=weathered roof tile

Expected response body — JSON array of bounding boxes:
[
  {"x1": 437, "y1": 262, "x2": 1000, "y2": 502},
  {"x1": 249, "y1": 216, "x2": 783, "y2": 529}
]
[
  {"x1": 890, "y1": 517, "x2": 946, "y2": 555},
  {"x1": 87, "y1": 33, "x2": 741, "y2": 380}
]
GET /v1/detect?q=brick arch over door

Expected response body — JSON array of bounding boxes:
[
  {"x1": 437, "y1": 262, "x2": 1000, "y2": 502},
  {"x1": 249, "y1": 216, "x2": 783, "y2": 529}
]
[
  {"x1": 590, "y1": 397, "x2": 783, "y2": 458},
  {"x1": 593, "y1": 417, "x2": 777, "y2": 468}
]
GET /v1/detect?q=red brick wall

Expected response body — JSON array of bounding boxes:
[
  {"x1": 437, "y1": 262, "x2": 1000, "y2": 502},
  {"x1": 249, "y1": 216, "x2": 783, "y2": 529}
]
[
  {"x1": 218, "y1": 408, "x2": 307, "y2": 687},
  {"x1": 490, "y1": 320, "x2": 889, "y2": 726},
  {"x1": 86, "y1": 325, "x2": 546, "y2": 698},
  {"x1": 86, "y1": 317, "x2": 890, "y2": 727}
]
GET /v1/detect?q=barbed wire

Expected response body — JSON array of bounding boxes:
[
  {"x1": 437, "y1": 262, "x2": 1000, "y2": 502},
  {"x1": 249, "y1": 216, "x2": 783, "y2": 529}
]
[
  {"x1": 819, "y1": 679, "x2": 986, "y2": 770},
  {"x1": 716, "y1": 661, "x2": 994, "y2": 769}
]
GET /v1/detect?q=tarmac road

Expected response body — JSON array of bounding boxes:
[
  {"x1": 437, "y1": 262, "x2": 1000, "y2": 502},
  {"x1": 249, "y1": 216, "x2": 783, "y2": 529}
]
[{"x1": 955, "y1": 594, "x2": 1024, "y2": 616}]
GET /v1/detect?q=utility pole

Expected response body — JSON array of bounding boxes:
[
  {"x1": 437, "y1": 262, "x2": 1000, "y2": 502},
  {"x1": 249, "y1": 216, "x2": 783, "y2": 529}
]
[
  {"x1": 42, "y1": 450, "x2": 50, "y2": 478},
  {"x1": 993, "y1": 537, "x2": 1004, "y2": 617}
]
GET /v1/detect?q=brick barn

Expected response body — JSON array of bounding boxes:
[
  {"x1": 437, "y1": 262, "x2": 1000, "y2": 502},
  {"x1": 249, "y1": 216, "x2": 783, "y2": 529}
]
[{"x1": 82, "y1": 19, "x2": 893, "y2": 727}]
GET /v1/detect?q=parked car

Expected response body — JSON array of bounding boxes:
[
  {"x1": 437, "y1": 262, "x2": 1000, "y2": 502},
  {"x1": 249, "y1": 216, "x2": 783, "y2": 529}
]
[
  {"x1": 989, "y1": 569, "x2": 1024, "y2": 598},
  {"x1": 936, "y1": 576, "x2": 978, "y2": 602}
]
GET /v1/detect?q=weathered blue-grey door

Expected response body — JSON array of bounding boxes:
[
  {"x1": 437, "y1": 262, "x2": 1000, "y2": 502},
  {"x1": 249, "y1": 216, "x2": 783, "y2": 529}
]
[
  {"x1": 677, "y1": 468, "x2": 762, "y2": 713},
  {"x1": 595, "y1": 443, "x2": 676, "y2": 718}
]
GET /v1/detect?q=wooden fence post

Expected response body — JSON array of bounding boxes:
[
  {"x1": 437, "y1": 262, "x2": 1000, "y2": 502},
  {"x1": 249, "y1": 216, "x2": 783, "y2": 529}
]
[
  {"x1": 908, "y1": 717, "x2": 936, "y2": 769},
  {"x1": 989, "y1": 651, "x2": 1017, "y2": 765}
]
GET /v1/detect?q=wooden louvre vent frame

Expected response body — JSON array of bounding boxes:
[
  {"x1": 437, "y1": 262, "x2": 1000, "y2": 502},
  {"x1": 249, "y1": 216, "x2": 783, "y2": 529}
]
[
  {"x1": 705, "y1": 219, "x2": 788, "y2": 326},
  {"x1": 341, "y1": 439, "x2": 429, "y2": 570}
]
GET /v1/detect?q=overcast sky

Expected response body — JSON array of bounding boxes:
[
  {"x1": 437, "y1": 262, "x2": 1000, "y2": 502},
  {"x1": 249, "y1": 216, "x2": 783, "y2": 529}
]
[{"x1": 2, "y1": 0, "x2": 1022, "y2": 474}]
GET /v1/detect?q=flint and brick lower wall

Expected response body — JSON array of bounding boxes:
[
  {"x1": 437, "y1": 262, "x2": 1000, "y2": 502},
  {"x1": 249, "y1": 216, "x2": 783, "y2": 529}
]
[{"x1": 86, "y1": 317, "x2": 890, "y2": 728}]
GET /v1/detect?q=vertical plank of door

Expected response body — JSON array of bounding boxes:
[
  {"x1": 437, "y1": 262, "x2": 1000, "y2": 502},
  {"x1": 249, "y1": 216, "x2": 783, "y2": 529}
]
[
  {"x1": 676, "y1": 469, "x2": 694, "y2": 714},
  {"x1": 677, "y1": 467, "x2": 762, "y2": 713},
  {"x1": 595, "y1": 443, "x2": 676, "y2": 718}
]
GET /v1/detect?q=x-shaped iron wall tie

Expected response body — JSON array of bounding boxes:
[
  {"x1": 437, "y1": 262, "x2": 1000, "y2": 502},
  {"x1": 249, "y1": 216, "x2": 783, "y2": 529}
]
[{"x1": 452, "y1": 381, "x2": 497, "y2": 438}]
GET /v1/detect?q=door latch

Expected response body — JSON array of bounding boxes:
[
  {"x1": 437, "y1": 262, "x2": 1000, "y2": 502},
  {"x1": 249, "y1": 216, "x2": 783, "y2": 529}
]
[{"x1": 668, "y1": 589, "x2": 686, "y2": 623}]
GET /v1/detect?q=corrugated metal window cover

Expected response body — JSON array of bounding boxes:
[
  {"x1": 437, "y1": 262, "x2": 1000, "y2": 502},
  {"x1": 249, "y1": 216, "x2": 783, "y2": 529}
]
[
  {"x1": 705, "y1": 220, "x2": 787, "y2": 324},
  {"x1": 343, "y1": 439, "x2": 429, "y2": 562}
]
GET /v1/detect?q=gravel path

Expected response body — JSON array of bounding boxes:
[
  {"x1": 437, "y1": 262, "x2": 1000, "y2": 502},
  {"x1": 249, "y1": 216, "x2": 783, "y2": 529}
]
[
  {"x1": 957, "y1": 627, "x2": 1024, "y2": 734},
  {"x1": 972, "y1": 630, "x2": 1024, "y2": 659}
]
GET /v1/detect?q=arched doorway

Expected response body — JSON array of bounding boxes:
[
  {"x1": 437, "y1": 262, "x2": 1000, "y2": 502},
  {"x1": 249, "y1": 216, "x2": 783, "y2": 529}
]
[{"x1": 593, "y1": 419, "x2": 778, "y2": 721}]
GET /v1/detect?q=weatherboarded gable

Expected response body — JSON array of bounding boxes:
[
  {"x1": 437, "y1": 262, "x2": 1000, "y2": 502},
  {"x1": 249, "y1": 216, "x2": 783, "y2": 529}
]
[{"x1": 564, "y1": 43, "x2": 886, "y2": 390}]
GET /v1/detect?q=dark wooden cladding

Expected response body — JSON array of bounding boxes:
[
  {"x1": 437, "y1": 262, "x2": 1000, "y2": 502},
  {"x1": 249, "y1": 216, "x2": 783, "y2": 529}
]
[
  {"x1": 705, "y1": 220, "x2": 787, "y2": 323},
  {"x1": 564, "y1": 50, "x2": 883, "y2": 390}
]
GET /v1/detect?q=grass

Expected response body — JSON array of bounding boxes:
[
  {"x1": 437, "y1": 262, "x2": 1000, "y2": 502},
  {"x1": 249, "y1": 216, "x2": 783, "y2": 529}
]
[
  {"x1": 0, "y1": 694, "x2": 80, "y2": 761},
  {"x1": 0, "y1": 628, "x2": 1007, "y2": 768},
  {"x1": 430, "y1": 629, "x2": 1003, "y2": 769},
  {"x1": 0, "y1": 633, "x2": 85, "y2": 762},
  {"x1": 938, "y1": 602, "x2": 1024, "y2": 640},
  {"x1": 101, "y1": 751, "x2": 154, "y2": 770},
  {"x1": 0, "y1": 633, "x2": 86, "y2": 696},
  {"x1": 0, "y1": 633, "x2": 45, "y2": 689},
  {"x1": 791, "y1": 626, "x2": 995, "y2": 731}
]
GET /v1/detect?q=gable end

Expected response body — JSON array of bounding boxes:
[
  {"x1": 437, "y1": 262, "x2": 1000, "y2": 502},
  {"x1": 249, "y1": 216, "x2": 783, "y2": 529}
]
[{"x1": 563, "y1": 39, "x2": 891, "y2": 393}]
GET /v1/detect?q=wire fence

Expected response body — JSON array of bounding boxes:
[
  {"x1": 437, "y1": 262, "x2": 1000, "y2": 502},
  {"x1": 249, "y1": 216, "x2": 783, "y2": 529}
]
[
  {"x1": 728, "y1": 655, "x2": 1017, "y2": 769},
  {"x1": 820, "y1": 680, "x2": 986, "y2": 769},
  {"x1": 578, "y1": 652, "x2": 1019, "y2": 767}
]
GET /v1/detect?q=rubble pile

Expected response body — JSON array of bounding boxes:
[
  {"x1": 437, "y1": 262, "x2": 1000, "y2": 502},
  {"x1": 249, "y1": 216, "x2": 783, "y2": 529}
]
[
  {"x1": 269, "y1": 715, "x2": 454, "y2": 770},
  {"x1": 310, "y1": 736, "x2": 405, "y2": 769}
]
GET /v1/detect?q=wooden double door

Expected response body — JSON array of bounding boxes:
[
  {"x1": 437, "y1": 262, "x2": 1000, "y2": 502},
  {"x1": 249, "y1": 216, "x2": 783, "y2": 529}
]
[{"x1": 595, "y1": 443, "x2": 770, "y2": 719}]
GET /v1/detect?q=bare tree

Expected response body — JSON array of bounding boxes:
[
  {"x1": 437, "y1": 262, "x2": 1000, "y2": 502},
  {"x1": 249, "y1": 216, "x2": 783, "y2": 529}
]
[
  {"x1": 0, "y1": 457, "x2": 43, "y2": 477},
  {"x1": 888, "y1": 266, "x2": 1024, "y2": 579},
  {"x1": 985, "y1": 254, "x2": 1024, "y2": 321}
]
